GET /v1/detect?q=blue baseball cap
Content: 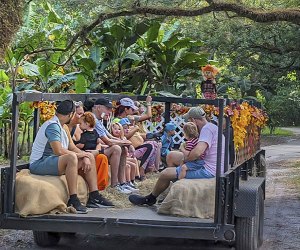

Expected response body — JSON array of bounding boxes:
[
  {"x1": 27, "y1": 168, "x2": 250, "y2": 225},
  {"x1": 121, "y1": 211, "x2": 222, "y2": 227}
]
[
  {"x1": 119, "y1": 118, "x2": 131, "y2": 126},
  {"x1": 164, "y1": 122, "x2": 176, "y2": 132}
]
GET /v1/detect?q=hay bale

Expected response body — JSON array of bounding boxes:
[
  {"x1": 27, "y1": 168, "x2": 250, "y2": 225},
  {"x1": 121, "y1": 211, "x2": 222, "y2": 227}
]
[
  {"x1": 0, "y1": 0, "x2": 23, "y2": 59},
  {"x1": 158, "y1": 178, "x2": 216, "y2": 219}
]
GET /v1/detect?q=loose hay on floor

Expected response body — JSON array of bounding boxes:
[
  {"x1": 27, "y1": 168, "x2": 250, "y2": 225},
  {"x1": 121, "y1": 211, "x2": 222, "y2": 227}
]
[{"x1": 100, "y1": 172, "x2": 160, "y2": 208}]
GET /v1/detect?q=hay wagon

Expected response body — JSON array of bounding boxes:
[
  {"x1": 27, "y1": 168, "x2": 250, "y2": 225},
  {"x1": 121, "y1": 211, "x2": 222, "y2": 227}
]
[{"x1": 0, "y1": 92, "x2": 266, "y2": 250}]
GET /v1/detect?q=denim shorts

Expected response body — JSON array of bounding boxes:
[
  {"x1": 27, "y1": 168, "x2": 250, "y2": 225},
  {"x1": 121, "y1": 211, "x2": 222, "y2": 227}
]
[
  {"x1": 176, "y1": 159, "x2": 214, "y2": 179},
  {"x1": 29, "y1": 155, "x2": 59, "y2": 176}
]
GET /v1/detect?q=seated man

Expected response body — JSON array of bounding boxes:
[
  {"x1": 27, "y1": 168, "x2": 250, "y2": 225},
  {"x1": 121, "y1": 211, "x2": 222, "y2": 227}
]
[
  {"x1": 128, "y1": 106, "x2": 225, "y2": 206},
  {"x1": 29, "y1": 100, "x2": 114, "y2": 214},
  {"x1": 91, "y1": 98, "x2": 133, "y2": 194}
]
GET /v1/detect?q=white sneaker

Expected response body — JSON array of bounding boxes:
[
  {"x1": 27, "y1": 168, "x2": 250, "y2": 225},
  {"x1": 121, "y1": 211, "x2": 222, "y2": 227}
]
[
  {"x1": 115, "y1": 184, "x2": 132, "y2": 194},
  {"x1": 122, "y1": 183, "x2": 137, "y2": 193},
  {"x1": 129, "y1": 181, "x2": 138, "y2": 188},
  {"x1": 125, "y1": 182, "x2": 139, "y2": 193}
]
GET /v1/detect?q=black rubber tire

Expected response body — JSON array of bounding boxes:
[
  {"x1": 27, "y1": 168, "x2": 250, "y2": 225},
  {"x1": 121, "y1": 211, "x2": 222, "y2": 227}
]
[
  {"x1": 235, "y1": 187, "x2": 264, "y2": 250},
  {"x1": 33, "y1": 231, "x2": 61, "y2": 247}
]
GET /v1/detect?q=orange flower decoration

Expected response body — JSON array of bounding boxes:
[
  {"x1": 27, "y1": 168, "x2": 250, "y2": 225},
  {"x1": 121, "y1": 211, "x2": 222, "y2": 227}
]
[{"x1": 32, "y1": 101, "x2": 56, "y2": 122}]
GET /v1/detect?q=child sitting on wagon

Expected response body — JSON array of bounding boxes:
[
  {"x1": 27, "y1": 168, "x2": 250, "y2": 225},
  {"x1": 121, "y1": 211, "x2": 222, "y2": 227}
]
[
  {"x1": 75, "y1": 112, "x2": 102, "y2": 151},
  {"x1": 75, "y1": 112, "x2": 109, "y2": 191},
  {"x1": 178, "y1": 122, "x2": 204, "y2": 179},
  {"x1": 110, "y1": 121, "x2": 139, "y2": 192},
  {"x1": 160, "y1": 122, "x2": 176, "y2": 169}
]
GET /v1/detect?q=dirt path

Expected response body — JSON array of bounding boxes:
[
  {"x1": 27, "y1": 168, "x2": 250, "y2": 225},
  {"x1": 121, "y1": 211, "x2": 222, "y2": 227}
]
[
  {"x1": 261, "y1": 160, "x2": 300, "y2": 250},
  {"x1": 260, "y1": 129, "x2": 300, "y2": 250},
  {"x1": 1, "y1": 130, "x2": 300, "y2": 249}
]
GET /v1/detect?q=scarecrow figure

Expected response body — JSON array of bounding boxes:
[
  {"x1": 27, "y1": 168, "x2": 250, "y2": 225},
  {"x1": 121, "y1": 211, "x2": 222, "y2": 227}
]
[{"x1": 200, "y1": 64, "x2": 219, "y2": 99}]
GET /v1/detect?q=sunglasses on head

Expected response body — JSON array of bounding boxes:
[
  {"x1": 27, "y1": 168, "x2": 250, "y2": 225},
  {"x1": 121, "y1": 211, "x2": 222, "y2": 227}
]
[{"x1": 74, "y1": 101, "x2": 83, "y2": 107}]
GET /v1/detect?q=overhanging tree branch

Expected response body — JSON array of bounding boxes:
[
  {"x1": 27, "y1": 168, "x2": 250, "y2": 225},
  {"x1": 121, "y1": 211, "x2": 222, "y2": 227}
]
[
  {"x1": 251, "y1": 44, "x2": 300, "y2": 55},
  {"x1": 56, "y1": 43, "x2": 90, "y2": 67},
  {"x1": 133, "y1": 3, "x2": 300, "y2": 25},
  {"x1": 26, "y1": 2, "x2": 300, "y2": 56}
]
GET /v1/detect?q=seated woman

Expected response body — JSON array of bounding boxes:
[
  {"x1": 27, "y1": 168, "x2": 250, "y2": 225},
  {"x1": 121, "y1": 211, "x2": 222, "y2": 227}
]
[
  {"x1": 119, "y1": 118, "x2": 161, "y2": 180},
  {"x1": 67, "y1": 101, "x2": 84, "y2": 141},
  {"x1": 113, "y1": 96, "x2": 152, "y2": 124},
  {"x1": 114, "y1": 95, "x2": 161, "y2": 143},
  {"x1": 66, "y1": 103, "x2": 109, "y2": 192}
]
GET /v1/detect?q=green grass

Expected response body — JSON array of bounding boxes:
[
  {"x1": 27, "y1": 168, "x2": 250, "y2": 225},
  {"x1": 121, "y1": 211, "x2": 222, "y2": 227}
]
[
  {"x1": 0, "y1": 156, "x2": 9, "y2": 165},
  {"x1": 0, "y1": 156, "x2": 29, "y2": 166},
  {"x1": 261, "y1": 127, "x2": 293, "y2": 136},
  {"x1": 291, "y1": 176, "x2": 300, "y2": 187},
  {"x1": 289, "y1": 162, "x2": 300, "y2": 189}
]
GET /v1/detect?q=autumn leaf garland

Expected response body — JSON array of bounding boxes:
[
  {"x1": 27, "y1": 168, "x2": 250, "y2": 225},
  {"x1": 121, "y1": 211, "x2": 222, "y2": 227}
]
[
  {"x1": 31, "y1": 101, "x2": 56, "y2": 122},
  {"x1": 31, "y1": 101, "x2": 268, "y2": 150}
]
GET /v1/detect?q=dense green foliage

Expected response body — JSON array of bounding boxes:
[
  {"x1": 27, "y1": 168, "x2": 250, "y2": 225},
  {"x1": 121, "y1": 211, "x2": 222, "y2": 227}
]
[{"x1": 2, "y1": 2, "x2": 208, "y2": 95}]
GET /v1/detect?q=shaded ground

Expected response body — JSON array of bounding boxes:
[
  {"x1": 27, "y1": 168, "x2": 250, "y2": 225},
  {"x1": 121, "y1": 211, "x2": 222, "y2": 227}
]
[
  {"x1": 260, "y1": 130, "x2": 300, "y2": 250},
  {"x1": 261, "y1": 160, "x2": 300, "y2": 250},
  {"x1": 1, "y1": 131, "x2": 300, "y2": 249}
]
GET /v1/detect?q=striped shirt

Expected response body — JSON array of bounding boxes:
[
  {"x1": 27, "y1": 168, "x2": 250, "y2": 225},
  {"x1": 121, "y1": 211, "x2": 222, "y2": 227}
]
[
  {"x1": 93, "y1": 113, "x2": 109, "y2": 138},
  {"x1": 185, "y1": 137, "x2": 199, "y2": 151}
]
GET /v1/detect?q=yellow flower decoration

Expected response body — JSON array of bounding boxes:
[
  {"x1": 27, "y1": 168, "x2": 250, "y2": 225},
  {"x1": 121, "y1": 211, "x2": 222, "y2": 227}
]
[
  {"x1": 32, "y1": 101, "x2": 56, "y2": 122},
  {"x1": 204, "y1": 102, "x2": 268, "y2": 150}
]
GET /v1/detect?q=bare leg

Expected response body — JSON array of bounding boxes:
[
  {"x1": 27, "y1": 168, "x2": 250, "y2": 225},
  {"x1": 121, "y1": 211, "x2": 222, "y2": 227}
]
[
  {"x1": 178, "y1": 164, "x2": 188, "y2": 180},
  {"x1": 166, "y1": 151, "x2": 184, "y2": 167},
  {"x1": 139, "y1": 166, "x2": 145, "y2": 179},
  {"x1": 79, "y1": 153, "x2": 98, "y2": 192},
  {"x1": 152, "y1": 168, "x2": 177, "y2": 197},
  {"x1": 125, "y1": 164, "x2": 131, "y2": 182},
  {"x1": 104, "y1": 145, "x2": 122, "y2": 186},
  {"x1": 58, "y1": 153, "x2": 78, "y2": 195},
  {"x1": 154, "y1": 142, "x2": 162, "y2": 171},
  {"x1": 118, "y1": 146, "x2": 127, "y2": 184},
  {"x1": 135, "y1": 161, "x2": 140, "y2": 177},
  {"x1": 127, "y1": 158, "x2": 137, "y2": 180}
]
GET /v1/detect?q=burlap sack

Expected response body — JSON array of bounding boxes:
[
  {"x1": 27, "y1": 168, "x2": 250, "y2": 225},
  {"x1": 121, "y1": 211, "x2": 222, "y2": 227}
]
[
  {"x1": 15, "y1": 169, "x2": 88, "y2": 217},
  {"x1": 158, "y1": 178, "x2": 216, "y2": 219}
]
